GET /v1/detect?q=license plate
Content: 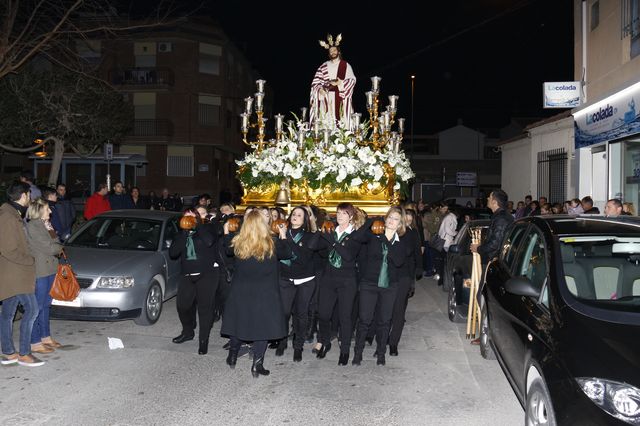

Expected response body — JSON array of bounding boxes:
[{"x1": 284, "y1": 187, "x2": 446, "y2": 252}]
[{"x1": 52, "y1": 296, "x2": 82, "y2": 307}]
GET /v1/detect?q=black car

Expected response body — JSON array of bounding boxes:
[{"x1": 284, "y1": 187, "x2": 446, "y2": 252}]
[
  {"x1": 480, "y1": 215, "x2": 640, "y2": 425},
  {"x1": 444, "y1": 219, "x2": 489, "y2": 323}
]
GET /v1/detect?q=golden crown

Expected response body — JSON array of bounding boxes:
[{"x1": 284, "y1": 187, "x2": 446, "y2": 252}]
[{"x1": 318, "y1": 33, "x2": 342, "y2": 50}]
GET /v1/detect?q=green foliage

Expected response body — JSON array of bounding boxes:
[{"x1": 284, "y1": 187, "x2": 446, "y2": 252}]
[{"x1": 0, "y1": 67, "x2": 133, "y2": 148}]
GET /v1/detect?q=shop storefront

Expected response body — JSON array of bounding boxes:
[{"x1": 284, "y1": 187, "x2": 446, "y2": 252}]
[{"x1": 573, "y1": 81, "x2": 640, "y2": 210}]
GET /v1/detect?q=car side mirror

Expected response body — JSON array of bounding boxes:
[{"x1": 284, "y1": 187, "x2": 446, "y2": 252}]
[
  {"x1": 164, "y1": 239, "x2": 173, "y2": 249},
  {"x1": 504, "y1": 276, "x2": 541, "y2": 298},
  {"x1": 448, "y1": 244, "x2": 459, "y2": 254}
]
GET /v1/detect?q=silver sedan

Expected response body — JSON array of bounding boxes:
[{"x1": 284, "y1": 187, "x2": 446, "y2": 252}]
[{"x1": 51, "y1": 210, "x2": 182, "y2": 325}]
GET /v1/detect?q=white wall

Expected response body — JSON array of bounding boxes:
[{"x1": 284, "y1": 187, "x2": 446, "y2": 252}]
[{"x1": 501, "y1": 136, "x2": 532, "y2": 202}]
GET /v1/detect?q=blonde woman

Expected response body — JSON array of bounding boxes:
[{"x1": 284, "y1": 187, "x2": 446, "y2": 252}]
[
  {"x1": 26, "y1": 198, "x2": 63, "y2": 354},
  {"x1": 221, "y1": 210, "x2": 291, "y2": 377},
  {"x1": 623, "y1": 202, "x2": 636, "y2": 216}
]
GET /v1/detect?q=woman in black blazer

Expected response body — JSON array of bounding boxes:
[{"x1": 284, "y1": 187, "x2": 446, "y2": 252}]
[{"x1": 352, "y1": 206, "x2": 408, "y2": 366}]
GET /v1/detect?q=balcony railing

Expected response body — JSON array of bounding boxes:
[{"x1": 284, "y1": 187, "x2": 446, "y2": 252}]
[
  {"x1": 110, "y1": 67, "x2": 174, "y2": 86},
  {"x1": 131, "y1": 119, "x2": 173, "y2": 137}
]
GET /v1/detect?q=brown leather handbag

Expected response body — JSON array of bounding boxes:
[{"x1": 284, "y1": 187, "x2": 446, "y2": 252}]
[{"x1": 50, "y1": 250, "x2": 81, "y2": 301}]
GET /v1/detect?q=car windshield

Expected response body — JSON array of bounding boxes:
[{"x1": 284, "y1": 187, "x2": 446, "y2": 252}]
[
  {"x1": 67, "y1": 218, "x2": 161, "y2": 251},
  {"x1": 559, "y1": 236, "x2": 640, "y2": 311}
]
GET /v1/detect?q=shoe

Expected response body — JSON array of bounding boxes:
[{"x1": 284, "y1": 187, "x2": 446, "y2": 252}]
[
  {"x1": 0, "y1": 353, "x2": 19, "y2": 365},
  {"x1": 377, "y1": 354, "x2": 386, "y2": 366},
  {"x1": 338, "y1": 353, "x2": 349, "y2": 366},
  {"x1": 222, "y1": 341, "x2": 230, "y2": 350},
  {"x1": 389, "y1": 345, "x2": 398, "y2": 356},
  {"x1": 432, "y1": 273, "x2": 440, "y2": 282},
  {"x1": 18, "y1": 354, "x2": 45, "y2": 367},
  {"x1": 226, "y1": 349, "x2": 238, "y2": 369},
  {"x1": 311, "y1": 342, "x2": 322, "y2": 354},
  {"x1": 172, "y1": 333, "x2": 194, "y2": 344},
  {"x1": 352, "y1": 352, "x2": 362, "y2": 366},
  {"x1": 268, "y1": 341, "x2": 279, "y2": 349},
  {"x1": 198, "y1": 339, "x2": 209, "y2": 355},
  {"x1": 31, "y1": 343, "x2": 54, "y2": 354},
  {"x1": 251, "y1": 358, "x2": 270, "y2": 378},
  {"x1": 293, "y1": 349, "x2": 302, "y2": 362},
  {"x1": 365, "y1": 336, "x2": 374, "y2": 346},
  {"x1": 41, "y1": 337, "x2": 63, "y2": 349},
  {"x1": 316, "y1": 342, "x2": 331, "y2": 359},
  {"x1": 470, "y1": 338, "x2": 481, "y2": 346},
  {"x1": 275, "y1": 339, "x2": 287, "y2": 357}
]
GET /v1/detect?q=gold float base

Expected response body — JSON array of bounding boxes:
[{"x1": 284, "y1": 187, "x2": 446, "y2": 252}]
[{"x1": 239, "y1": 183, "x2": 395, "y2": 215}]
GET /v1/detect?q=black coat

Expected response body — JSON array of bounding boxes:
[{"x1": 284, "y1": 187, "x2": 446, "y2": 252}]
[
  {"x1": 220, "y1": 235, "x2": 292, "y2": 341},
  {"x1": 477, "y1": 208, "x2": 514, "y2": 264}
]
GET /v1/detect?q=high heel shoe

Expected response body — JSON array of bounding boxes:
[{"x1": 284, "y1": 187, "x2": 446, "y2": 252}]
[
  {"x1": 251, "y1": 358, "x2": 270, "y2": 378},
  {"x1": 338, "y1": 353, "x2": 349, "y2": 366},
  {"x1": 198, "y1": 339, "x2": 209, "y2": 355},
  {"x1": 226, "y1": 349, "x2": 238, "y2": 369},
  {"x1": 316, "y1": 342, "x2": 331, "y2": 359}
]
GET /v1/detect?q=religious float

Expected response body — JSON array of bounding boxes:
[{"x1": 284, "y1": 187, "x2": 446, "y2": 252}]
[{"x1": 236, "y1": 34, "x2": 415, "y2": 215}]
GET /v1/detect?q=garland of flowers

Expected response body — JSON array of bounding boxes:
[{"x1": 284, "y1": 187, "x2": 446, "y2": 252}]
[{"x1": 236, "y1": 121, "x2": 415, "y2": 193}]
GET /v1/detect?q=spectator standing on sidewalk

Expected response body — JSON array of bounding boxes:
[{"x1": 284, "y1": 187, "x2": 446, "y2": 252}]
[
  {"x1": 0, "y1": 182, "x2": 42, "y2": 367},
  {"x1": 422, "y1": 203, "x2": 445, "y2": 277},
  {"x1": 26, "y1": 198, "x2": 63, "y2": 355},
  {"x1": 19, "y1": 170, "x2": 41, "y2": 200},
  {"x1": 55, "y1": 184, "x2": 76, "y2": 241},
  {"x1": 108, "y1": 181, "x2": 134, "y2": 210},
  {"x1": 582, "y1": 196, "x2": 600, "y2": 214},
  {"x1": 83, "y1": 183, "x2": 111, "y2": 220}
]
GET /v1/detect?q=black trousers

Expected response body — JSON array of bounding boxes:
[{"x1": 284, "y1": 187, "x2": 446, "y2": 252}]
[
  {"x1": 389, "y1": 276, "x2": 414, "y2": 347},
  {"x1": 176, "y1": 269, "x2": 219, "y2": 341},
  {"x1": 230, "y1": 336, "x2": 267, "y2": 362},
  {"x1": 279, "y1": 278, "x2": 316, "y2": 350},
  {"x1": 317, "y1": 269, "x2": 357, "y2": 355},
  {"x1": 354, "y1": 281, "x2": 398, "y2": 356}
]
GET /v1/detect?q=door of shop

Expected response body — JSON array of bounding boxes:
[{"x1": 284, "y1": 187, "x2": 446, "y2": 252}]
[{"x1": 591, "y1": 147, "x2": 608, "y2": 211}]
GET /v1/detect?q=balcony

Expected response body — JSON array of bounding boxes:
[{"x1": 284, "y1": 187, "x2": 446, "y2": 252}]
[
  {"x1": 109, "y1": 67, "x2": 174, "y2": 89},
  {"x1": 126, "y1": 119, "x2": 173, "y2": 141}
]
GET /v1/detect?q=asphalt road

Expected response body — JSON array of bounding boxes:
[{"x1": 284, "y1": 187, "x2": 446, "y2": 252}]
[{"x1": 0, "y1": 277, "x2": 523, "y2": 425}]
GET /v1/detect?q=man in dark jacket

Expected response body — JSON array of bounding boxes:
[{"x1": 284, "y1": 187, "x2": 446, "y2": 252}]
[
  {"x1": 582, "y1": 196, "x2": 600, "y2": 214},
  {"x1": 55, "y1": 184, "x2": 76, "y2": 240},
  {"x1": 108, "y1": 181, "x2": 134, "y2": 210}
]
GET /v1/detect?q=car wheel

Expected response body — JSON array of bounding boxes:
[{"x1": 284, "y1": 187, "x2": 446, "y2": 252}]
[
  {"x1": 525, "y1": 378, "x2": 557, "y2": 426},
  {"x1": 447, "y1": 281, "x2": 465, "y2": 323},
  {"x1": 479, "y1": 302, "x2": 496, "y2": 360},
  {"x1": 134, "y1": 281, "x2": 163, "y2": 326}
]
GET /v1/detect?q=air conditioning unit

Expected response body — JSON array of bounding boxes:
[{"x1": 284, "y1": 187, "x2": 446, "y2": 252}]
[{"x1": 158, "y1": 42, "x2": 172, "y2": 53}]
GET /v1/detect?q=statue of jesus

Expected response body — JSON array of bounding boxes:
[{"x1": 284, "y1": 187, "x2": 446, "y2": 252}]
[{"x1": 309, "y1": 34, "x2": 356, "y2": 127}]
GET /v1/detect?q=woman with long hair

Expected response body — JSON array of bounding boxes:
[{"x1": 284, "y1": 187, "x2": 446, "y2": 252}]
[
  {"x1": 221, "y1": 210, "x2": 291, "y2": 377},
  {"x1": 388, "y1": 208, "x2": 423, "y2": 357},
  {"x1": 169, "y1": 208, "x2": 220, "y2": 355},
  {"x1": 315, "y1": 202, "x2": 363, "y2": 366},
  {"x1": 26, "y1": 198, "x2": 64, "y2": 354},
  {"x1": 352, "y1": 206, "x2": 407, "y2": 366},
  {"x1": 274, "y1": 206, "x2": 317, "y2": 361}
]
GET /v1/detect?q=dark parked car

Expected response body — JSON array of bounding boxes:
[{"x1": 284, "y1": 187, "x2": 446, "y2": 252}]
[
  {"x1": 444, "y1": 219, "x2": 489, "y2": 323},
  {"x1": 480, "y1": 215, "x2": 640, "y2": 425}
]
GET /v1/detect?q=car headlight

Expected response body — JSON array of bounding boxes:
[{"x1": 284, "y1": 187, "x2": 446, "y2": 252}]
[
  {"x1": 576, "y1": 378, "x2": 640, "y2": 424},
  {"x1": 97, "y1": 276, "x2": 135, "y2": 288}
]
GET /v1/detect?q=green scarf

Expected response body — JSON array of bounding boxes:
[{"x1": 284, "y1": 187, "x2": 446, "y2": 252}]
[
  {"x1": 378, "y1": 241, "x2": 389, "y2": 288},
  {"x1": 186, "y1": 231, "x2": 197, "y2": 261},
  {"x1": 280, "y1": 230, "x2": 304, "y2": 266},
  {"x1": 329, "y1": 229, "x2": 350, "y2": 269}
]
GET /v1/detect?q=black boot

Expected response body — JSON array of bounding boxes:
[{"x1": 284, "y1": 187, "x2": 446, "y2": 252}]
[
  {"x1": 226, "y1": 349, "x2": 238, "y2": 369},
  {"x1": 377, "y1": 354, "x2": 386, "y2": 366},
  {"x1": 316, "y1": 342, "x2": 331, "y2": 359},
  {"x1": 293, "y1": 348, "x2": 302, "y2": 362},
  {"x1": 198, "y1": 339, "x2": 209, "y2": 355},
  {"x1": 275, "y1": 338, "x2": 287, "y2": 356},
  {"x1": 338, "y1": 353, "x2": 349, "y2": 366},
  {"x1": 172, "y1": 333, "x2": 194, "y2": 344},
  {"x1": 389, "y1": 345, "x2": 398, "y2": 356},
  {"x1": 251, "y1": 358, "x2": 270, "y2": 378},
  {"x1": 352, "y1": 352, "x2": 363, "y2": 366}
]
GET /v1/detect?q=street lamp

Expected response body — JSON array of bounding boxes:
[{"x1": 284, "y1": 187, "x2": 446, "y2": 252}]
[{"x1": 410, "y1": 75, "x2": 415, "y2": 159}]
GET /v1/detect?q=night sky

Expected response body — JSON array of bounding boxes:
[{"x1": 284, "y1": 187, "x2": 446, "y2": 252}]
[{"x1": 163, "y1": 0, "x2": 574, "y2": 135}]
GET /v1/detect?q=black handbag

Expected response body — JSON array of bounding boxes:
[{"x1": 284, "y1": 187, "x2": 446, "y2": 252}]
[{"x1": 429, "y1": 234, "x2": 445, "y2": 252}]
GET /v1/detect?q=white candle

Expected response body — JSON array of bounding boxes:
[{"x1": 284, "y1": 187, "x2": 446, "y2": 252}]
[
  {"x1": 254, "y1": 92, "x2": 264, "y2": 112},
  {"x1": 365, "y1": 91, "x2": 374, "y2": 109},
  {"x1": 301, "y1": 107, "x2": 308, "y2": 122},
  {"x1": 274, "y1": 114, "x2": 284, "y2": 133},
  {"x1": 323, "y1": 129, "x2": 330, "y2": 148},
  {"x1": 388, "y1": 95, "x2": 399, "y2": 111},
  {"x1": 240, "y1": 113, "x2": 249, "y2": 132},
  {"x1": 397, "y1": 118, "x2": 405, "y2": 134},
  {"x1": 244, "y1": 97, "x2": 253, "y2": 115},
  {"x1": 371, "y1": 76, "x2": 382, "y2": 93},
  {"x1": 351, "y1": 113, "x2": 361, "y2": 131},
  {"x1": 256, "y1": 79, "x2": 266, "y2": 93}
]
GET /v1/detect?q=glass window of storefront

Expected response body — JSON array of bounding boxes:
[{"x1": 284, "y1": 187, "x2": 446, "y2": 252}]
[{"x1": 610, "y1": 138, "x2": 640, "y2": 212}]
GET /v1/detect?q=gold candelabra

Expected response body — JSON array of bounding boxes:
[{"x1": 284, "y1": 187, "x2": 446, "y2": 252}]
[{"x1": 241, "y1": 80, "x2": 268, "y2": 152}]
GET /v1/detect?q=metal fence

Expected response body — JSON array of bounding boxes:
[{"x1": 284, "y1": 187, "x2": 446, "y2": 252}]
[{"x1": 537, "y1": 148, "x2": 567, "y2": 204}]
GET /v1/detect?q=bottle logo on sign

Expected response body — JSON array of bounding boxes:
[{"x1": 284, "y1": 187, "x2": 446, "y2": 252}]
[{"x1": 586, "y1": 104, "x2": 615, "y2": 125}]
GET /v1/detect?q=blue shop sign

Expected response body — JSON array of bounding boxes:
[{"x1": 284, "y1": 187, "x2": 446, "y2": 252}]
[{"x1": 573, "y1": 82, "x2": 640, "y2": 148}]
